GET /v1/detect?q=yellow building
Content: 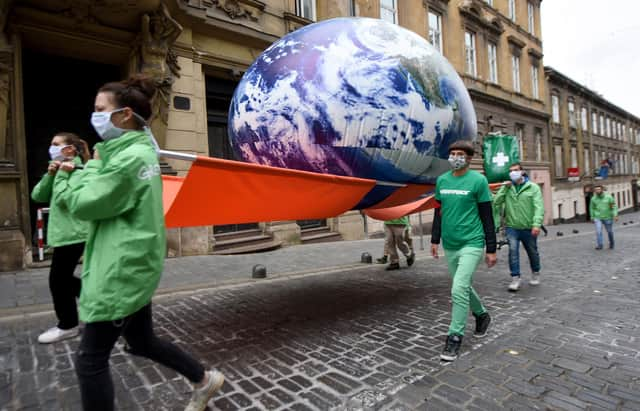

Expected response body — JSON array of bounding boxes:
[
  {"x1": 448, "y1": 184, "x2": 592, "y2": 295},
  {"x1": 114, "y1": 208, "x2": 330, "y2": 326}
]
[
  {"x1": 0, "y1": 0, "x2": 551, "y2": 270},
  {"x1": 546, "y1": 67, "x2": 640, "y2": 222}
]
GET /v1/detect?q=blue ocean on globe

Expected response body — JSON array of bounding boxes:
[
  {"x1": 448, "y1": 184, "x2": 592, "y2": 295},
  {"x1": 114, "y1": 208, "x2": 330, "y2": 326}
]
[{"x1": 228, "y1": 17, "x2": 477, "y2": 207}]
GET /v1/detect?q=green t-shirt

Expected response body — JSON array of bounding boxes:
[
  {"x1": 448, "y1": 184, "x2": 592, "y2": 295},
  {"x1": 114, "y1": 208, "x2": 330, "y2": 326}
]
[{"x1": 435, "y1": 170, "x2": 491, "y2": 250}]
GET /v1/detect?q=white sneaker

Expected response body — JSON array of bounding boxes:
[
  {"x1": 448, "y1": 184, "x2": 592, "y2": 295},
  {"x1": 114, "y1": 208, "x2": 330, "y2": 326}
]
[
  {"x1": 508, "y1": 277, "x2": 521, "y2": 292},
  {"x1": 37, "y1": 326, "x2": 79, "y2": 344},
  {"x1": 185, "y1": 369, "x2": 225, "y2": 411},
  {"x1": 530, "y1": 272, "x2": 540, "y2": 286}
]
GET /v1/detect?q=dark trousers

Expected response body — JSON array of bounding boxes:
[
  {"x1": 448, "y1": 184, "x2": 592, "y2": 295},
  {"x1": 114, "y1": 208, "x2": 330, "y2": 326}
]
[
  {"x1": 506, "y1": 227, "x2": 541, "y2": 276},
  {"x1": 50, "y1": 242, "x2": 84, "y2": 329},
  {"x1": 75, "y1": 303, "x2": 205, "y2": 411}
]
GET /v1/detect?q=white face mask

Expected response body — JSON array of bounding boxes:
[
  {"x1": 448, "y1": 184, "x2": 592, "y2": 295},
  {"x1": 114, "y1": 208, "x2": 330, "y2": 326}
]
[
  {"x1": 448, "y1": 155, "x2": 467, "y2": 170},
  {"x1": 91, "y1": 108, "x2": 127, "y2": 140},
  {"x1": 509, "y1": 170, "x2": 523, "y2": 182},
  {"x1": 48, "y1": 145, "x2": 71, "y2": 161}
]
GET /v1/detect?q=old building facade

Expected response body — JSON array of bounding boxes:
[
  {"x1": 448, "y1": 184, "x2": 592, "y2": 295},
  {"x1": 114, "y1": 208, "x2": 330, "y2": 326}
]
[
  {"x1": 545, "y1": 67, "x2": 640, "y2": 223},
  {"x1": 0, "y1": 0, "x2": 552, "y2": 270}
]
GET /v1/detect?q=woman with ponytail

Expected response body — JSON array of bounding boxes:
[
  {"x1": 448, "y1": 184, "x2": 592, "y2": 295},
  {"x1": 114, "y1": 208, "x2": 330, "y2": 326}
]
[
  {"x1": 56, "y1": 75, "x2": 223, "y2": 411},
  {"x1": 31, "y1": 132, "x2": 89, "y2": 343}
]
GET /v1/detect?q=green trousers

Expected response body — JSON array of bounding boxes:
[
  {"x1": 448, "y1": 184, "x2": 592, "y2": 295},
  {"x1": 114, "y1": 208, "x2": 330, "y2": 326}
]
[{"x1": 444, "y1": 246, "x2": 488, "y2": 336}]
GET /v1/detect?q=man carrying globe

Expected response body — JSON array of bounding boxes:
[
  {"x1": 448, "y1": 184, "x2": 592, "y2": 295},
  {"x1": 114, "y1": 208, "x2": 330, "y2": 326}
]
[{"x1": 430, "y1": 140, "x2": 497, "y2": 361}]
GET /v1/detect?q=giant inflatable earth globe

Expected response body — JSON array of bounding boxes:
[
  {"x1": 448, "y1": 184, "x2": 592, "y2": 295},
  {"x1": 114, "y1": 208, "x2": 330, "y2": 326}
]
[{"x1": 228, "y1": 17, "x2": 477, "y2": 207}]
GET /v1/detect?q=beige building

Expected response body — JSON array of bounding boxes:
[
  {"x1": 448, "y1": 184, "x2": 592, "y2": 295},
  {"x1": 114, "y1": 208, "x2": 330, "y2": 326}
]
[
  {"x1": 545, "y1": 67, "x2": 640, "y2": 223},
  {"x1": 0, "y1": 0, "x2": 552, "y2": 271}
]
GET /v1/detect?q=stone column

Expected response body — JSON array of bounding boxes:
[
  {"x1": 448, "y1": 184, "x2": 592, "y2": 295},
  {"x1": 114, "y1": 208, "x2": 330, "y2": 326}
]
[
  {"x1": 329, "y1": 210, "x2": 365, "y2": 241},
  {"x1": 264, "y1": 221, "x2": 301, "y2": 245}
]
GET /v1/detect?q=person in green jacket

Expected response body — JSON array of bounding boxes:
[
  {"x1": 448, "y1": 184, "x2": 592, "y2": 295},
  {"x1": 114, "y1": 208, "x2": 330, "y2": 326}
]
[
  {"x1": 376, "y1": 217, "x2": 414, "y2": 265},
  {"x1": 56, "y1": 76, "x2": 223, "y2": 411},
  {"x1": 589, "y1": 185, "x2": 618, "y2": 249},
  {"x1": 382, "y1": 216, "x2": 416, "y2": 270},
  {"x1": 493, "y1": 163, "x2": 545, "y2": 291},
  {"x1": 31, "y1": 132, "x2": 89, "y2": 344}
]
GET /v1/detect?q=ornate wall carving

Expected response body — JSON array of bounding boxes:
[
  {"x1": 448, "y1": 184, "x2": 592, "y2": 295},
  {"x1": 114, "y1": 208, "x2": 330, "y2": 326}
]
[{"x1": 137, "y1": 2, "x2": 182, "y2": 148}]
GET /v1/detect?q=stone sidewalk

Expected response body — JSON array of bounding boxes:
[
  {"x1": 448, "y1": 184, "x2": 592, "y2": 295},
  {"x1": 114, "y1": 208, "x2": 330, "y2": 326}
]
[
  {"x1": 0, "y1": 215, "x2": 625, "y2": 318},
  {"x1": 1, "y1": 214, "x2": 640, "y2": 410}
]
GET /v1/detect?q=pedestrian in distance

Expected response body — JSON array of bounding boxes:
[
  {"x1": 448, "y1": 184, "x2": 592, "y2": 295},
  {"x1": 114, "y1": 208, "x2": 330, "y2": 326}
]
[
  {"x1": 431, "y1": 140, "x2": 496, "y2": 362},
  {"x1": 382, "y1": 216, "x2": 416, "y2": 270},
  {"x1": 376, "y1": 218, "x2": 414, "y2": 264},
  {"x1": 589, "y1": 184, "x2": 618, "y2": 250},
  {"x1": 31, "y1": 132, "x2": 90, "y2": 344},
  {"x1": 56, "y1": 75, "x2": 223, "y2": 411},
  {"x1": 492, "y1": 163, "x2": 545, "y2": 292}
]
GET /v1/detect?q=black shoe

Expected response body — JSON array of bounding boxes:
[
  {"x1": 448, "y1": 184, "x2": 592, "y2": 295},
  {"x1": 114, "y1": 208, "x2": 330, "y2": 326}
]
[
  {"x1": 406, "y1": 252, "x2": 415, "y2": 267},
  {"x1": 473, "y1": 312, "x2": 491, "y2": 337},
  {"x1": 376, "y1": 256, "x2": 388, "y2": 264},
  {"x1": 385, "y1": 262, "x2": 400, "y2": 271},
  {"x1": 595, "y1": 246, "x2": 603, "y2": 250},
  {"x1": 440, "y1": 335, "x2": 462, "y2": 361}
]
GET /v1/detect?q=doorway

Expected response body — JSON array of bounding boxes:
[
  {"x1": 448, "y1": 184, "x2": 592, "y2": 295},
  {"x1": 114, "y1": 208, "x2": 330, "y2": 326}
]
[
  {"x1": 205, "y1": 76, "x2": 259, "y2": 234},
  {"x1": 23, "y1": 50, "x2": 122, "y2": 248}
]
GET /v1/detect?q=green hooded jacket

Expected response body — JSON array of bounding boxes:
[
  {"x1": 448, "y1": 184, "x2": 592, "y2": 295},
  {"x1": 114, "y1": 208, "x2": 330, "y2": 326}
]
[
  {"x1": 589, "y1": 193, "x2": 618, "y2": 220},
  {"x1": 31, "y1": 156, "x2": 88, "y2": 247},
  {"x1": 56, "y1": 131, "x2": 165, "y2": 323},
  {"x1": 493, "y1": 180, "x2": 544, "y2": 229},
  {"x1": 384, "y1": 216, "x2": 410, "y2": 226}
]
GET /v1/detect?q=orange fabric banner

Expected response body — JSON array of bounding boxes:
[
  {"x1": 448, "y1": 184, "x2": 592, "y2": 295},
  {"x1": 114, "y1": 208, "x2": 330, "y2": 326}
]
[
  {"x1": 162, "y1": 156, "x2": 377, "y2": 228},
  {"x1": 365, "y1": 183, "x2": 434, "y2": 209},
  {"x1": 364, "y1": 182, "x2": 506, "y2": 221}
]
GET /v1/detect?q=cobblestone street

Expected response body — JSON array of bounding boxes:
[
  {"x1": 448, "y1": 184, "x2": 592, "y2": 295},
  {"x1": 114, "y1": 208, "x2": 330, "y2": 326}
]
[{"x1": 2, "y1": 219, "x2": 640, "y2": 410}]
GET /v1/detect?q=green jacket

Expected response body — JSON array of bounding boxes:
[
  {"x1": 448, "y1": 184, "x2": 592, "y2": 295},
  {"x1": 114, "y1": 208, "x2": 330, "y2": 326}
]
[
  {"x1": 31, "y1": 156, "x2": 88, "y2": 247},
  {"x1": 384, "y1": 216, "x2": 410, "y2": 226},
  {"x1": 493, "y1": 180, "x2": 544, "y2": 229},
  {"x1": 56, "y1": 131, "x2": 165, "y2": 323},
  {"x1": 589, "y1": 193, "x2": 618, "y2": 220}
]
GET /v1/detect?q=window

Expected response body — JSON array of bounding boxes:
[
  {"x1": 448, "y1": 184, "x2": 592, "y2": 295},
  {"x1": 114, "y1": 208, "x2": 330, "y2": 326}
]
[
  {"x1": 297, "y1": 0, "x2": 316, "y2": 20},
  {"x1": 511, "y1": 54, "x2": 520, "y2": 92},
  {"x1": 488, "y1": 42, "x2": 498, "y2": 83},
  {"x1": 581, "y1": 107, "x2": 588, "y2": 131},
  {"x1": 348, "y1": 0, "x2": 356, "y2": 16},
  {"x1": 554, "y1": 145, "x2": 563, "y2": 176},
  {"x1": 428, "y1": 11, "x2": 443, "y2": 53},
  {"x1": 568, "y1": 100, "x2": 576, "y2": 128},
  {"x1": 535, "y1": 128, "x2": 543, "y2": 161},
  {"x1": 527, "y1": 2, "x2": 535, "y2": 35},
  {"x1": 516, "y1": 124, "x2": 525, "y2": 160},
  {"x1": 531, "y1": 65, "x2": 539, "y2": 99},
  {"x1": 622, "y1": 124, "x2": 626, "y2": 140},
  {"x1": 552, "y1": 95, "x2": 560, "y2": 123},
  {"x1": 464, "y1": 31, "x2": 477, "y2": 76},
  {"x1": 599, "y1": 114, "x2": 605, "y2": 134},
  {"x1": 380, "y1": 0, "x2": 397, "y2": 24},
  {"x1": 592, "y1": 112, "x2": 598, "y2": 132},
  {"x1": 508, "y1": 0, "x2": 516, "y2": 21},
  {"x1": 484, "y1": 0, "x2": 493, "y2": 5},
  {"x1": 570, "y1": 146, "x2": 577, "y2": 168},
  {"x1": 584, "y1": 148, "x2": 590, "y2": 175},
  {"x1": 606, "y1": 117, "x2": 611, "y2": 137}
]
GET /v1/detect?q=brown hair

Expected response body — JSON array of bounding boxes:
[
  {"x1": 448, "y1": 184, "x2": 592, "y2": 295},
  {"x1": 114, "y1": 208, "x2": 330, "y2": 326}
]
[
  {"x1": 509, "y1": 162, "x2": 523, "y2": 170},
  {"x1": 98, "y1": 74, "x2": 157, "y2": 126},
  {"x1": 448, "y1": 140, "x2": 475, "y2": 156},
  {"x1": 55, "y1": 132, "x2": 90, "y2": 163}
]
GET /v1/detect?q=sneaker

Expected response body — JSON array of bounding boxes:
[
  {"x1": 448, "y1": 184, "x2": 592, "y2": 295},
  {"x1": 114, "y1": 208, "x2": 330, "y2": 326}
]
[
  {"x1": 594, "y1": 246, "x2": 603, "y2": 250},
  {"x1": 508, "y1": 277, "x2": 521, "y2": 292},
  {"x1": 37, "y1": 326, "x2": 79, "y2": 344},
  {"x1": 406, "y1": 252, "x2": 415, "y2": 267},
  {"x1": 473, "y1": 312, "x2": 491, "y2": 337},
  {"x1": 385, "y1": 262, "x2": 400, "y2": 271},
  {"x1": 376, "y1": 256, "x2": 388, "y2": 264},
  {"x1": 530, "y1": 272, "x2": 540, "y2": 286},
  {"x1": 440, "y1": 335, "x2": 462, "y2": 361},
  {"x1": 185, "y1": 369, "x2": 225, "y2": 411}
]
